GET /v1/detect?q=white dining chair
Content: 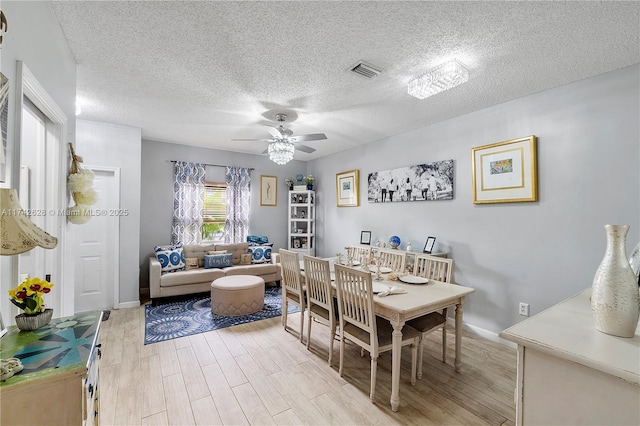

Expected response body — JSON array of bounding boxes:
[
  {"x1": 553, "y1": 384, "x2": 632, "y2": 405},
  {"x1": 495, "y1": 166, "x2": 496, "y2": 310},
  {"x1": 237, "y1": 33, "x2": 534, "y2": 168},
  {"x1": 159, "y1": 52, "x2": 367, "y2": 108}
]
[
  {"x1": 279, "y1": 249, "x2": 306, "y2": 343},
  {"x1": 406, "y1": 254, "x2": 454, "y2": 378},
  {"x1": 334, "y1": 264, "x2": 420, "y2": 402},
  {"x1": 347, "y1": 245, "x2": 372, "y2": 266},
  {"x1": 302, "y1": 255, "x2": 337, "y2": 365},
  {"x1": 376, "y1": 247, "x2": 407, "y2": 273}
]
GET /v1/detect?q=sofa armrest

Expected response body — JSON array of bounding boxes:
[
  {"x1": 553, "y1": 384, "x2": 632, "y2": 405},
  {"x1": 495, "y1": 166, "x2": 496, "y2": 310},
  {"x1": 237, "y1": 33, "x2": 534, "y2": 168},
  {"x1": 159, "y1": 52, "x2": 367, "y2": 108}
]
[
  {"x1": 150, "y1": 256, "x2": 162, "y2": 299},
  {"x1": 272, "y1": 252, "x2": 280, "y2": 265}
]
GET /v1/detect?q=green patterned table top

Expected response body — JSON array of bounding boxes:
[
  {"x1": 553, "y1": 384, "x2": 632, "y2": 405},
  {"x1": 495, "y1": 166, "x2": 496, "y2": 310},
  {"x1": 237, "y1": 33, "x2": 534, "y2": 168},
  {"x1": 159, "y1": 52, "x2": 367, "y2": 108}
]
[{"x1": 0, "y1": 311, "x2": 102, "y2": 387}]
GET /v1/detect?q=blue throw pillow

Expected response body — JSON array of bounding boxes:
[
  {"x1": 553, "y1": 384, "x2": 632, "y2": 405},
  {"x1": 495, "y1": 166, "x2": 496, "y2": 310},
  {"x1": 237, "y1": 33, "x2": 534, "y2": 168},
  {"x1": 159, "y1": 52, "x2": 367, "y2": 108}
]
[
  {"x1": 154, "y1": 243, "x2": 186, "y2": 274},
  {"x1": 248, "y1": 245, "x2": 272, "y2": 264},
  {"x1": 247, "y1": 235, "x2": 269, "y2": 246},
  {"x1": 204, "y1": 253, "x2": 233, "y2": 269}
]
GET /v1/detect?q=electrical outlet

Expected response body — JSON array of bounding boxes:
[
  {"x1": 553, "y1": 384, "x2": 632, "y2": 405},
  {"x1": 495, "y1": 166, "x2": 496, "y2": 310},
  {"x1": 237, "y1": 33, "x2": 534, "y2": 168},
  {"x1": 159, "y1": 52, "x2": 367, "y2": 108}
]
[{"x1": 519, "y1": 302, "x2": 530, "y2": 316}]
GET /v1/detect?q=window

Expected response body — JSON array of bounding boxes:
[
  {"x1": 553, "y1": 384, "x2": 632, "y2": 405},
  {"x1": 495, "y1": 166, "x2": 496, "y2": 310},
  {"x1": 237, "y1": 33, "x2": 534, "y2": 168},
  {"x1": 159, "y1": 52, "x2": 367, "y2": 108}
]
[{"x1": 202, "y1": 181, "x2": 227, "y2": 241}]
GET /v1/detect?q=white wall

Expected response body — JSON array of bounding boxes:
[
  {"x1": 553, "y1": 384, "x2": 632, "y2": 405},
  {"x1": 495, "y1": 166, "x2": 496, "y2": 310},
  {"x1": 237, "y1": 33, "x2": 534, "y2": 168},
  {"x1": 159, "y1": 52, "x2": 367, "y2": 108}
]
[
  {"x1": 138, "y1": 140, "x2": 308, "y2": 295},
  {"x1": 309, "y1": 64, "x2": 640, "y2": 336},
  {"x1": 1, "y1": 2, "x2": 76, "y2": 320},
  {"x1": 76, "y1": 120, "x2": 142, "y2": 307}
]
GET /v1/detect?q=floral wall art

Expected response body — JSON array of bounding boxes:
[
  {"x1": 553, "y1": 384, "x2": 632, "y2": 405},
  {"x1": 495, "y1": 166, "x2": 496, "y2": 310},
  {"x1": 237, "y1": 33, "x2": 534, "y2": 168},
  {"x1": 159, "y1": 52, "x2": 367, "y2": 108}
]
[{"x1": 367, "y1": 160, "x2": 454, "y2": 203}]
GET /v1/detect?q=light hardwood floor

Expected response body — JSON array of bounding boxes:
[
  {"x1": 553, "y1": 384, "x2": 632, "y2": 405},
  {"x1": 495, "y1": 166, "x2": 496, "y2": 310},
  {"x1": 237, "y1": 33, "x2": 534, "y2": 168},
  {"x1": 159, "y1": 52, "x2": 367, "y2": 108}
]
[{"x1": 99, "y1": 305, "x2": 516, "y2": 425}]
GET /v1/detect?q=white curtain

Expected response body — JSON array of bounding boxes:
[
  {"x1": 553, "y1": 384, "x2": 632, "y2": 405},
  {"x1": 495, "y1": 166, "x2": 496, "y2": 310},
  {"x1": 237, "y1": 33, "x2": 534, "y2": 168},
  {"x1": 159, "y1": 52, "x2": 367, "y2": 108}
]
[
  {"x1": 224, "y1": 166, "x2": 251, "y2": 243},
  {"x1": 171, "y1": 161, "x2": 206, "y2": 244}
]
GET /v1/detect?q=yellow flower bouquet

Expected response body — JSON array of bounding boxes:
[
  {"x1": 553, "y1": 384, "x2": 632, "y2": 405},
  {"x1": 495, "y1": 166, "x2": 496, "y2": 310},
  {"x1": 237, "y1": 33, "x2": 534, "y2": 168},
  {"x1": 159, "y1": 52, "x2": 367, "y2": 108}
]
[{"x1": 8, "y1": 277, "x2": 54, "y2": 315}]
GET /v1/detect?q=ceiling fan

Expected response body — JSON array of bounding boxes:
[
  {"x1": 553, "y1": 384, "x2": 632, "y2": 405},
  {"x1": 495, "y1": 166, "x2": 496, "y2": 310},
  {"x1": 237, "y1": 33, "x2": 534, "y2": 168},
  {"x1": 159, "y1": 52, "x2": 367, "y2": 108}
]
[{"x1": 233, "y1": 113, "x2": 327, "y2": 164}]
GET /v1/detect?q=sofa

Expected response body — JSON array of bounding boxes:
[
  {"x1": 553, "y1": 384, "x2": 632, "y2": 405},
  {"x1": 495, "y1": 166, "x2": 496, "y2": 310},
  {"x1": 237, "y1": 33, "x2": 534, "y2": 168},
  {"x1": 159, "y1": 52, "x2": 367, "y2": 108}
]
[{"x1": 150, "y1": 242, "x2": 281, "y2": 303}]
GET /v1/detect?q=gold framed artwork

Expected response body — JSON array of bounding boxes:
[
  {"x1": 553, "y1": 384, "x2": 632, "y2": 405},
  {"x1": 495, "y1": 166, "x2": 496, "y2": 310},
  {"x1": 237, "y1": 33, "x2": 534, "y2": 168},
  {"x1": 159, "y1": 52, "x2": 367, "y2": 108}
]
[
  {"x1": 336, "y1": 169, "x2": 359, "y2": 207},
  {"x1": 260, "y1": 175, "x2": 277, "y2": 206},
  {"x1": 472, "y1": 136, "x2": 538, "y2": 204}
]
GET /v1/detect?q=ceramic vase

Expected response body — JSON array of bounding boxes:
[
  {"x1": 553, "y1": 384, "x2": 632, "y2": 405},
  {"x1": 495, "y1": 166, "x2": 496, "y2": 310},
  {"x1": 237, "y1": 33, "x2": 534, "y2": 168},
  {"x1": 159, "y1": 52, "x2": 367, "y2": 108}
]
[
  {"x1": 15, "y1": 308, "x2": 53, "y2": 331},
  {"x1": 591, "y1": 225, "x2": 640, "y2": 337}
]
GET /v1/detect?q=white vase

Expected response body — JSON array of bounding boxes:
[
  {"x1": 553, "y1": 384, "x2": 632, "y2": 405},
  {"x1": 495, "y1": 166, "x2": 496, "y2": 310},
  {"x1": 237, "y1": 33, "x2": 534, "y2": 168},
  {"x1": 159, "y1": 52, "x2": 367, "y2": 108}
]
[{"x1": 591, "y1": 225, "x2": 640, "y2": 337}]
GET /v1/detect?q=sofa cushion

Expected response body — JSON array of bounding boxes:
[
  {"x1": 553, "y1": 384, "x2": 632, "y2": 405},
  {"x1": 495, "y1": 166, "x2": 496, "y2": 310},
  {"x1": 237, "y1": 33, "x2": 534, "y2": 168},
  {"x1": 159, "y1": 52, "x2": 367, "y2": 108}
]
[
  {"x1": 160, "y1": 267, "x2": 225, "y2": 287},
  {"x1": 204, "y1": 253, "x2": 233, "y2": 269},
  {"x1": 183, "y1": 244, "x2": 217, "y2": 267},
  {"x1": 240, "y1": 253, "x2": 252, "y2": 265},
  {"x1": 223, "y1": 263, "x2": 278, "y2": 276},
  {"x1": 214, "y1": 242, "x2": 249, "y2": 265},
  {"x1": 154, "y1": 243, "x2": 186, "y2": 274},
  {"x1": 248, "y1": 244, "x2": 272, "y2": 264},
  {"x1": 247, "y1": 235, "x2": 269, "y2": 245}
]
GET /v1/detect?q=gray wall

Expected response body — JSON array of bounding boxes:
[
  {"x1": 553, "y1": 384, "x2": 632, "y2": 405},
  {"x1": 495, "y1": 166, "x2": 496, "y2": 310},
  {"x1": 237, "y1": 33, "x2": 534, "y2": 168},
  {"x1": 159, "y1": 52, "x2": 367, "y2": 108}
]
[
  {"x1": 308, "y1": 64, "x2": 640, "y2": 336},
  {"x1": 1, "y1": 2, "x2": 77, "y2": 318},
  {"x1": 138, "y1": 141, "x2": 308, "y2": 292},
  {"x1": 76, "y1": 120, "x2": 142, "y2": 307}
]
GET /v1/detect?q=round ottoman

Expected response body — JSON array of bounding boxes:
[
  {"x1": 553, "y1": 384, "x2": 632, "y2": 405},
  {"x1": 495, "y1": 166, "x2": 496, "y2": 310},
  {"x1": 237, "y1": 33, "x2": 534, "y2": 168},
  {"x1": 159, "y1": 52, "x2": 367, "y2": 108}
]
[{"x1": 211, "y1": 275, "x2": 265, "y2": 316}]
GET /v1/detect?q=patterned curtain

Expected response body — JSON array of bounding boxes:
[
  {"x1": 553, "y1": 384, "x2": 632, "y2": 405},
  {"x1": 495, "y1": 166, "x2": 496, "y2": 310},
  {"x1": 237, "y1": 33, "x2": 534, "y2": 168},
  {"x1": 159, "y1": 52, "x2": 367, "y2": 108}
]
[
  {"x1": 171, "y1": 161, "x2": 206, "y2": 244},
  {"x1": 224, "y1": 166, "x2": 252, "y2": 243}
]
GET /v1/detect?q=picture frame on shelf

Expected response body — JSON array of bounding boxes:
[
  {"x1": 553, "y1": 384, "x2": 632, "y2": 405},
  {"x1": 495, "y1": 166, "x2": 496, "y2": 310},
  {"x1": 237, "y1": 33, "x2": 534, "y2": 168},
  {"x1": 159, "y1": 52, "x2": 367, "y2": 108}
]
[
  {"x1": 360, "y1": 230, "x2": 372, "y2": 245},
  {"x1": 260, "y1": 175, "x2": 277, "y2": 206},
  {"x1": 293, "y1": 238, "x2": 301, "y2": 249},
  {"x1": 336, "y1": 169, "x2": 360, "y2": 207},
  {"x1": 423, "y1": 236, "x2": 436, "y2": 254},
  {"x1": 472, "y1": 135, "x2": 538, "y2": 204}
]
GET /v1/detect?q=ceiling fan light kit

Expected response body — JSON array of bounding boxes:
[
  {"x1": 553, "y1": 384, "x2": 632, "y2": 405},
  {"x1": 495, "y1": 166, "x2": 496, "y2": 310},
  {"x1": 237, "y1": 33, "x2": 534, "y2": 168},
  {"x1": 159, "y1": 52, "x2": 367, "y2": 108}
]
[
  {"x1": 408, "y1": 59, "x2": 469, "y2": 99},
  {"x1": 268, "y1": 140, "x2": 295, "y2": 165}
]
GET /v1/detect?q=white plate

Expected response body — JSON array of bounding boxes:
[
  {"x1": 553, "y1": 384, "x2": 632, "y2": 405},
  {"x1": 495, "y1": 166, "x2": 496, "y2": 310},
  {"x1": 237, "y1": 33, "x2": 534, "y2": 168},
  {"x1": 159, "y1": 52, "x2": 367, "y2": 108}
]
[
  {"x1": 399, "y1": 275, "x2": 429, "y2": 284},
  {"x1": 372, "y1": 283, "x2": 389, "y2": 294},
  {"x1": 340, "y1": 260, "x2": 361, "y2": 266},
  {"x1": 369, "y1": 265, "x2": 392, "y2": 274}
]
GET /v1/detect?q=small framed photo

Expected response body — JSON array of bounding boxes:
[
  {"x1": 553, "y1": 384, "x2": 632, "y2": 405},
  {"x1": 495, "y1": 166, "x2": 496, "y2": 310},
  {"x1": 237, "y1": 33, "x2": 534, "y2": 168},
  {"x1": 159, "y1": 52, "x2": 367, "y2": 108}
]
[
  {"x1": 472, "y1": 135, "x2": 538, "y2": 204},
  {"x1": 360, "y1": 231, "x2": 372, "y2": 245},
  {"x1": 293, "y1": 238, "x2": 301, "y2": 249},
  {"x1": 260, "y1": 175, "x2": 277, "y2": 206},
  {"x1": 336, "y1": 169, "x2": 360, "y2": 207},
  {"x1": 423, "y1": 237, "x2": 436, "y2": 254},
  {"x1": 0, "y1": 311, "x2": 7, "y2": 338}
]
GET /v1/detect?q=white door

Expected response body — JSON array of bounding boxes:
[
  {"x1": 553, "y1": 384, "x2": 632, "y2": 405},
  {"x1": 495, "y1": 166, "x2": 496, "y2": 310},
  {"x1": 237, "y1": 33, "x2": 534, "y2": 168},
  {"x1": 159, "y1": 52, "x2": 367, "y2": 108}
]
[{"x1": 73, "y1": 166, "x2": 120, "y2": 312}]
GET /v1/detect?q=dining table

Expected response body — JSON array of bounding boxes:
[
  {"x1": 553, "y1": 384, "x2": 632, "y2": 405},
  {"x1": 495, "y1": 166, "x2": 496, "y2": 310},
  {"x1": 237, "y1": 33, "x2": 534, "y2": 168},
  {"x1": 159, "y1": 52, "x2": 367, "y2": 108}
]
[{"x1": 299, "y1": 258, "x2": 476, "y2": 411}]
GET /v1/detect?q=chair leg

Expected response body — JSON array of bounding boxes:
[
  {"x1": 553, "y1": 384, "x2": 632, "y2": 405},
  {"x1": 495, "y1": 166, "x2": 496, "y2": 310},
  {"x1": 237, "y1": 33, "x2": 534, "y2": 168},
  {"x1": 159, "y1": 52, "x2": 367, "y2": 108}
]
[
  {"x1": 282, "y1": 300, "x2": 288, "y2": 328},
  {"x1": 441, "y1": 324, "x2": 447, "y2": 363},
  {"x1": 417, "y1": 334, "x2": 424, "y2": 379},
  {"x1": 369, "y1": 355, "x2": 378, "y2": 402},
  {"x1": 411, "y1": 340, "x2": 418, "y2": 386},
  {"x1": 299, "y1": 303, "x2": 305, "y2": 343},
  {"x1": 306, "y1": 313, "x2": 313, "y2": 350},
  {"x1": 328, "y1": 322, "x2": 336, "y2": 367},
  {"x1": 339, "y1": 333, "x2": 345, "y2": 377}
]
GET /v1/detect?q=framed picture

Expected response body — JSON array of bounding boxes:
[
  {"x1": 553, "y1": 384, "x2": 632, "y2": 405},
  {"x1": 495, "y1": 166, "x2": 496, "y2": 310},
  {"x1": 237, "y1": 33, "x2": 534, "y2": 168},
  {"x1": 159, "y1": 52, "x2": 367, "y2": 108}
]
[
  {"x1": 367, "y1": 160, "x2": 454, "y2": 203},
  {"x1": 336, "y1": 169, "x2": 360, "y2": 207},
  {"x1": 260, "y1": 175, "x2": 277, "y2": 206},
  {"x1": 423, "y1": 236, "x2": 436, "y2": 254},
  {"x1": 472, "y1": 136, "x2": 538, "y2": 204},
  {"x1": 360, "y1": 230, "x2": 372, "y2": 245},
  {"x1": 293, "y1": 238, "x2": 301, "y2": 249},
  {"x1": 0, "y1": 311, "x2": 7, "y2": 338}
]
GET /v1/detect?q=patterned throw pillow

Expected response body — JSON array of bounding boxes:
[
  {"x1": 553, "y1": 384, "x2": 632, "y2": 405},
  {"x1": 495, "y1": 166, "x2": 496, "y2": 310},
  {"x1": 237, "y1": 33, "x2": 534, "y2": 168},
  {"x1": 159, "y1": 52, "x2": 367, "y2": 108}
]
[
  {"x1": 248, "y1": 244, "x2": 272, "y2": 264},
  {"x1": 185, "y1": 257, "x2": 199, "y2": 270},
  {"x1": 240, "y1": 253, "x2": 253, "y2": 265},
  {"x1": 247, "y1": 235, "x2": 269, "y2": 246},
  {"x1": 204, "y1": 253, "x2": 234, "y2": 269},
  {"x1": 154, "y1": 243, "x2": 186, "y2": 274}
]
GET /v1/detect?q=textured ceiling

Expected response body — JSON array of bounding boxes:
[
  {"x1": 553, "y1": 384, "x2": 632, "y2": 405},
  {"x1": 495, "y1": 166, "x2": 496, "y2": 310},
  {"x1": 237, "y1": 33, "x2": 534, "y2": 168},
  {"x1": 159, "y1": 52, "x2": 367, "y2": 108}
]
[{"x1": 51, "y1": 1, "x2": 640, "y2": 161}]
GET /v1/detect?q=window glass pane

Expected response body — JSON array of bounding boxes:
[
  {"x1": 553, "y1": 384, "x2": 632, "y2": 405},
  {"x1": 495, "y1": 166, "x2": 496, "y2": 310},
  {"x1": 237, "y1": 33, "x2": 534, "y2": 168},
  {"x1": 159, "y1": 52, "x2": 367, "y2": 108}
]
[{"x1": 203, "y1": 182, "x2": 226, "y2": 241}]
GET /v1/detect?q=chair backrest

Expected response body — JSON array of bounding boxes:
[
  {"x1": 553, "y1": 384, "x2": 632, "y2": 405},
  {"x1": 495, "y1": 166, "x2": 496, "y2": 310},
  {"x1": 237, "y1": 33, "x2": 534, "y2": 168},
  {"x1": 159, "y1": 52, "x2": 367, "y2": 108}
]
[
  {"x1": 334, "y1": 264, "x2": 377, "y2": 347},
  {"x1": 348, "y1": 245, "x2": 372, "y2": 266},
  {"x1": 413, "y1": 254, "x2": 453, "y2": 283},
  {"x1": 280, "y1": 249, "x2": 304, "y2": 298},
  {"x1": 303, "y1": 255, "x2": 334, "y2": 315},
  {"x1": 376, "y1": 248, "x2": 407, "y2": 273}
]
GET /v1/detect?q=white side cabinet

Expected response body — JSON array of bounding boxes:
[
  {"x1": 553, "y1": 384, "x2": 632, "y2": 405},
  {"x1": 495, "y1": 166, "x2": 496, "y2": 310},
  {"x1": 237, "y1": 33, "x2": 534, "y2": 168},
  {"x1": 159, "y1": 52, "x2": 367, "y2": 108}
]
[
  {"x1": 500, "y1": 289, "x2": 640, "y2": 425},
  {"x1": 288, "y1": 190, "x2": 315, "y2": 257}
]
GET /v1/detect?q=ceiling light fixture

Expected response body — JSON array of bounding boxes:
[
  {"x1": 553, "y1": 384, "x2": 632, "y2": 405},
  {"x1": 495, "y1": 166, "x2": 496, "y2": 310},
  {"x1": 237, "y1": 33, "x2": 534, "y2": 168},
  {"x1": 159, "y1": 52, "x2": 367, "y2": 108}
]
[
  {"x1": 268, "y1": 140, "x2": 295, "y2": 165},
  {"x1": 408, "y1": 59, "x2": 469, "y2": 99}
]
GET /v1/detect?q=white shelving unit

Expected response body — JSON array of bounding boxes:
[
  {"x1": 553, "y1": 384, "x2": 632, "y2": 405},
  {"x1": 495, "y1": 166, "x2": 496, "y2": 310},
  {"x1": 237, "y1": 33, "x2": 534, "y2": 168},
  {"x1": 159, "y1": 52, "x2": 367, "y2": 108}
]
[{"x1": 288, "y1": 190, "x2": 315, "y2": 257}]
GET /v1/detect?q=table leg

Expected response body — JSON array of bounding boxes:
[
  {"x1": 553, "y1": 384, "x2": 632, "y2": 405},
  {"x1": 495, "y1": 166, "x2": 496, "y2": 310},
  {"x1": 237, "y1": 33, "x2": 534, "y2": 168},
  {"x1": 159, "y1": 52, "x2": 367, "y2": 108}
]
[
  {"x1": 390, "y1": 322, "x2": 403, "y2": 412},
  {"x1": 455, "y1": 301, "x2": 463, "y2": 372}
]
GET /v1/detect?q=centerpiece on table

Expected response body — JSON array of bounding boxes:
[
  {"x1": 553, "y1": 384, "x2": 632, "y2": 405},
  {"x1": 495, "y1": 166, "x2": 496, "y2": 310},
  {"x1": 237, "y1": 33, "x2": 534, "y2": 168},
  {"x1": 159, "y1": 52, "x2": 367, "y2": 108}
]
[{"x1": 8, "y1": 277, "x2": 54, "y2": 331}]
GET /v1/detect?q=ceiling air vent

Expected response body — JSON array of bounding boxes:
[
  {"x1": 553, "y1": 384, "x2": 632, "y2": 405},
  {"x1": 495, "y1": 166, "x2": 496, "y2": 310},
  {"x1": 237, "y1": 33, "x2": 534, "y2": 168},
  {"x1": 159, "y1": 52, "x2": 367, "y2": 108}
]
[{"x1": 349, "y1": 61, "x2": 382, "y2": 79}]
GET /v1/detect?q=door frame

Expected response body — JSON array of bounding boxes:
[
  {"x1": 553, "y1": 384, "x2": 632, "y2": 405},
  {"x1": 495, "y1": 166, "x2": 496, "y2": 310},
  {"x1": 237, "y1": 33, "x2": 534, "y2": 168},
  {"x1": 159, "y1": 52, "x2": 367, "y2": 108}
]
[
  {"x1": 12, "y1": 61, "x2": 69, "y2": 316},
  {"x1": 82, "y1": 164, "x2": 121, "y2": 310}
]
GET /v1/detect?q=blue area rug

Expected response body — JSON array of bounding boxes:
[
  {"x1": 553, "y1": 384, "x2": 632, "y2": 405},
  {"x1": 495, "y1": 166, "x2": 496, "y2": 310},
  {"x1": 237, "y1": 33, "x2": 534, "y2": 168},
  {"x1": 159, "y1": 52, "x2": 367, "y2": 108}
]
[{"x1": 144, "y1": 286, "x2": 298, "y2": 344}]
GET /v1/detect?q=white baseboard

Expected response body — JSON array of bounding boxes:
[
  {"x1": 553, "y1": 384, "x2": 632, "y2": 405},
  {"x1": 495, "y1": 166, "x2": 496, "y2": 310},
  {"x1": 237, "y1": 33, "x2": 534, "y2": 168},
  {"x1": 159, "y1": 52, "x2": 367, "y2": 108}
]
[
  {"x1": 118, "y1": 300, "x2": 141, "y2": 309},
  {"x1": 447, "y1": 318, "x2": 517, "y2": 349}
]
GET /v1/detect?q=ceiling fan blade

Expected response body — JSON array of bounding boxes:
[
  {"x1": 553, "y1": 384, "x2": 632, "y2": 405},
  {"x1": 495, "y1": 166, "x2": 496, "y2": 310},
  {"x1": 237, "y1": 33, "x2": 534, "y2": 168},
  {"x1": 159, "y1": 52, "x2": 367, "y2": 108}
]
[
  {"x1": 289, "y1": 133, "x2": 327, "y2": 143},
  {"x1": 232, "y1": 138, "x2": 271, "y2": 142},
  {"x1": 294, "y1": 144, "x2": 316, "y2": 154}
]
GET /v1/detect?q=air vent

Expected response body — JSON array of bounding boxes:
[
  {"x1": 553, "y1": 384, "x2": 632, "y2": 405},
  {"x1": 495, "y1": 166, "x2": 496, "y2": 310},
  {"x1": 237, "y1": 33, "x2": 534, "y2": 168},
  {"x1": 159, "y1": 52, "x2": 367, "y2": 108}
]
[{"x1": 349, "y1": 61, "x2": 382, "y2": 79}]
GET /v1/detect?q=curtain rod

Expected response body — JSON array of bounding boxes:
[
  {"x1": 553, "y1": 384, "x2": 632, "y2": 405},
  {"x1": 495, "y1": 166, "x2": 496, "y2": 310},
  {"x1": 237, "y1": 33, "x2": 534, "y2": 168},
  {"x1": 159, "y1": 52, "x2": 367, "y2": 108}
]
[{"x1": 169, "y1": 160, "x2": 254, "y2": 171}]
